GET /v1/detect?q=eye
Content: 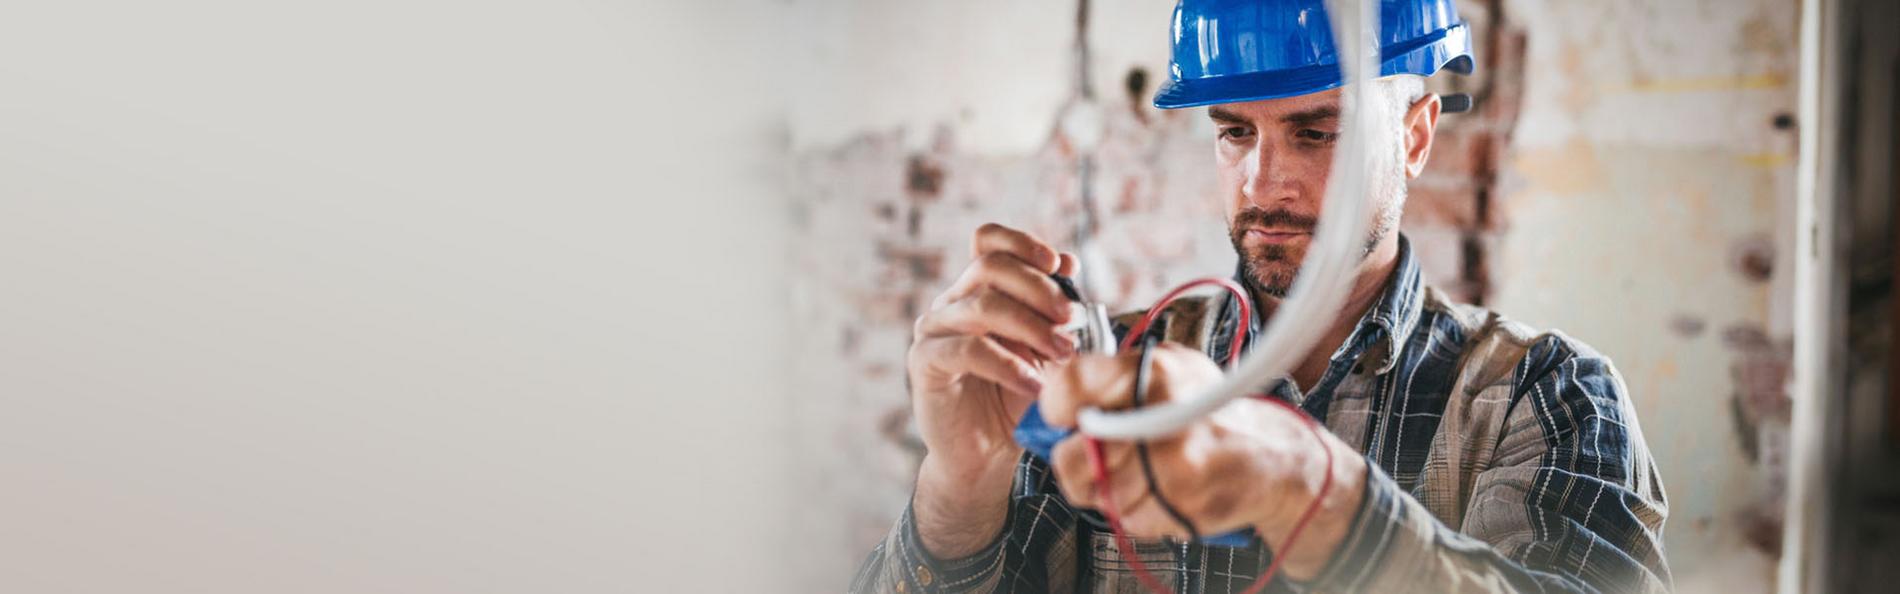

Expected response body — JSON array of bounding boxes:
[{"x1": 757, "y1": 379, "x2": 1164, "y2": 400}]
[
  {"x1": 1219, "y1": 126, "x2": 1253, "y2": 140},
  {"x1": 1296, "y1": 128, "x2": 1339, "y2": 143}
]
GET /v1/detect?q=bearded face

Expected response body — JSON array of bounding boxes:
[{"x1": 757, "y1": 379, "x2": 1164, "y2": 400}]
[{"x1": 1210, "y1": 82, "x2": 1417, "y2": 297}]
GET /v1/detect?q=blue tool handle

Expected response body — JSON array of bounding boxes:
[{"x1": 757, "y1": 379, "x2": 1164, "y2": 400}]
[{"x1": 1012, "y1": 403, "x2": 1255, "y2": 548}]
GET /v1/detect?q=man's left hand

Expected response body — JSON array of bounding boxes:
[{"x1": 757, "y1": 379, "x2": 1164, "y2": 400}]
[{"x1": 1037, "y1": 342, "x2": 1369, "y2": 580}]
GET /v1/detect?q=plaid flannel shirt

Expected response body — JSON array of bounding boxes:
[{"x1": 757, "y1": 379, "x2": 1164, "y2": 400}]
[{"x1": 851, "y1": 236, "x2": 1671, "y2": 593}]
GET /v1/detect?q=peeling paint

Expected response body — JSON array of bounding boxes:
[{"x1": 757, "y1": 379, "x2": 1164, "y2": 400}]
[
  {"x1": 1672, "y1": 314, "x2": 1709, "y2": 338},
  {"x1": 1731, "y1": 235, "x2": 1776, "y2": 284}
]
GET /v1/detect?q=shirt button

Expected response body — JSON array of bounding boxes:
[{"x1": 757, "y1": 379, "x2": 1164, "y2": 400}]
[
  {"x1": 916, "y1": 565, "x2": 935, "y2": 586},
  {"x1": 895, "y1": 580, "x2": 908, "y2": 593}
]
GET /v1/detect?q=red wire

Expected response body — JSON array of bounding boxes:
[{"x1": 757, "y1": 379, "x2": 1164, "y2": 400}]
[
  {"x1": 1086, "y1": 437, "x2": 1174, "y2": 594},
  {"x1": 1082, "y1": 277, "x2": 1334, "y2": 594},
  {"x1": 1115, "y1": 277, "x2": 1252, "y2": 366}
]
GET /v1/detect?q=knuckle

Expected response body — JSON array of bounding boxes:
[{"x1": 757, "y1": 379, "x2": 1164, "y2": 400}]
[
  {"x1": 1196, "y1": 485, "x2": 1240, "y2": 520},
  {"x1": 974, "y1": 222, "x2": 1008, "y2": 244},
  {"x1": 1026, "y1": 243, "x2": 1055, "y2": 267},
  {"x1": 958, "y1": 336, "x2": 991, "y2": 362},
  {"x1": 908, "y1": 339, "x2": 950, "y2": 382},
  {"x1": 974, "y1": 289, "x2": 1008, "y2": 317},
  {"x1": 977, "y1": 249, "x2": 1015, "y2": 273}
]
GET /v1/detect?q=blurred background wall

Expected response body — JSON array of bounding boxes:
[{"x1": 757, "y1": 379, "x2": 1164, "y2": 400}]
[
  {"x1": 1, "y1": 1, "x2": 798, "y2": 592},
  {"x1": 785, "y1": 1, "x2": 1801, "y2": 592}
]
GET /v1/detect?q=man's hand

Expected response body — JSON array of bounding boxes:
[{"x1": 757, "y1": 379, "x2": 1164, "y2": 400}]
[
  {"x1": 1038, "y1": 343, "x2": 1369, "y2": 580},
  {"x1": 907, "y1": 223, "x2": 1078, "y2": 559}
]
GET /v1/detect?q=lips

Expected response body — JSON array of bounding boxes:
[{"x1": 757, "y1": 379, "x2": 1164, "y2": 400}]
[{"x1": 1243, "y1": 227, "x2": 1312, "y2": 245}]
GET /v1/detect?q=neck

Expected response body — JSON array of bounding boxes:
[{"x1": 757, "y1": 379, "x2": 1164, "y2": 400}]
[{"x1": 1251, "y1": 235, "x2": 1401, "y2": 389}]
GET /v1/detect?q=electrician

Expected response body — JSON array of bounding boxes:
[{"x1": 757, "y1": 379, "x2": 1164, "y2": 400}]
[{"x1": 852, "y1": 1, "x2": 1670, "y2": 592}]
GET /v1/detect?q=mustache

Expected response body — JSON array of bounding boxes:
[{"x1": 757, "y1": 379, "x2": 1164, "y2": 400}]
[{"x1": 1231, "y1": 208, "x2": 1318, "y2": 233}]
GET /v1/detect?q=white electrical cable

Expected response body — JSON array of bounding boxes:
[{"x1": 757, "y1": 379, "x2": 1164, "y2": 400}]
[{"x1": 1077, "y1": 0, "x2": 1386, "y2": 440}]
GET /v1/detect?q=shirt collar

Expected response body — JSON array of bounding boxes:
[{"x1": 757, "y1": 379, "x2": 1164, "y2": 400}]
[{"x1": 1235, "y1": 234, "x2": 1425, "y2": 377}]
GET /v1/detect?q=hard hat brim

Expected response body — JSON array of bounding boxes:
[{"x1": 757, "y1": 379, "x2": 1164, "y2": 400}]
[{"x1": 1153, "y1": 24, "x2": 1474, "y2": 110}]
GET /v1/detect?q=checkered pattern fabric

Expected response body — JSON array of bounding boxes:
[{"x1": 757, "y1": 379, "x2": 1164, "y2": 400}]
[{"x1": 851, "y1": 237, "x2": 1671, "y2": 593}]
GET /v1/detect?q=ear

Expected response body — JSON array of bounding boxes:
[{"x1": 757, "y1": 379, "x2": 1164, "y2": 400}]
[{"x1": 1402, "y1": 94, "x2": 1442, "y2": 179}]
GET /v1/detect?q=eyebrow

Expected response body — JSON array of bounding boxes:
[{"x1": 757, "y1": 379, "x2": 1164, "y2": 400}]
[
  {"x1": 1207, "y1": 105, "x2": 1341, "y2": 127},
  {"x1": 1280, "y1": 105, "x2": 1340, "y2": 126},
  {"x1": 1208, "y1": 106, "x2": 1248, "y2": 124}
]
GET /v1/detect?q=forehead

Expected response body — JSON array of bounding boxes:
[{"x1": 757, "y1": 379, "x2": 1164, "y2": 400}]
[{"x1": 1206, "y1": 87, "x2": 1343, "y2": 122}]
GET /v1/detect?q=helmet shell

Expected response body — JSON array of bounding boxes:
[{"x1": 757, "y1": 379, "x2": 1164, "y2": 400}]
[{"x1": 1153, "y1": 0, "x2": 1476, "y2": 109}]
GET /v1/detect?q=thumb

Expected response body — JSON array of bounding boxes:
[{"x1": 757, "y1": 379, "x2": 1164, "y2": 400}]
[{"x1": 1056, "y1": 252, "x2": 1079, "y2": 277}]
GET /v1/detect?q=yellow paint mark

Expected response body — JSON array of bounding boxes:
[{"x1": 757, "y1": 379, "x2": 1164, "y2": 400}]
[
  {"x1": 1654, "y1": 356, "x2": 1679, "y2": 380},
  {"x1": 1739, "y1": 152, "x2": 1791, "y2": 169},
  {"x1": 1609, "y1": 73, "x2": 1789, "y2": 94}
]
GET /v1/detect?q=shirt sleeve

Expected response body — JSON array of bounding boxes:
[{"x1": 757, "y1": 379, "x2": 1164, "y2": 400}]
[
  {"x1": 1303, "y1": 353, "x2": 1672, "y2": 593},
  {"x1": 849, "y1": 455, "x2": 1082, "y2": 594}
]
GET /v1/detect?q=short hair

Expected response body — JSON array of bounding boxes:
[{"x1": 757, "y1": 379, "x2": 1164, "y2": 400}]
[{"x1": 1375, "y1": 74, "x2": 1427, "y2": 122}]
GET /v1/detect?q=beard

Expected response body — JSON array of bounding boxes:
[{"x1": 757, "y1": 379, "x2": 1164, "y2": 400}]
[{"x1": 1228, "y1": 172, "x2": 1407, "y2": 298}]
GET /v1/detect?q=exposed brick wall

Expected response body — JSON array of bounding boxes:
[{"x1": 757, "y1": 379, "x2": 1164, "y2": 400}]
[{"x1": 1404, "y1": 0, "x2": 1526, "y2": 305}]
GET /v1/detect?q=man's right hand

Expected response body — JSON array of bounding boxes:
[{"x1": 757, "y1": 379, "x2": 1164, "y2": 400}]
[{"x1": 907, "y1": 223, "x2": 1078, "y2": 558}]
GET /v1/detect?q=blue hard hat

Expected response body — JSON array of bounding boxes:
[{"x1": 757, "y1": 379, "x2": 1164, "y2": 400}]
[{"x1": 1153, "y1": 0, "x2": 1476, "y2": 110}]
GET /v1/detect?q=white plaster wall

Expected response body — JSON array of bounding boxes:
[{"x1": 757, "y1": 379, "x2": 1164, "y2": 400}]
[
  {"x1": 0, "y1": 2, "x2": 795, "y2": 592},
  {"x1": 1493, "y1": 1, "x2": 1799, "y2": 590}
]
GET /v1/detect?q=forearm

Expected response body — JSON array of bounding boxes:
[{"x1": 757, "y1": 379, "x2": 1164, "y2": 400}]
[{"x1": 1299, "y1": 464, "x2": 1669, "y2": 593}]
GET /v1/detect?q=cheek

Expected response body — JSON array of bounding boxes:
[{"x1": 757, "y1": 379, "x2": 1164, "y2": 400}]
[
  {"x1": 1297, "y1": 153, "x2": 1333, "y2": 199},
  {"x1": 1213, "y1": 144, "x2": 1245, "y2": 180},
  {"x1": 1214, "y1": 148, "x2": 1248, "y2": 213}
]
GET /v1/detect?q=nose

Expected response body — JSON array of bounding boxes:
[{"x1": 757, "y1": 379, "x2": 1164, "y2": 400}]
[{"x1": 1240, "y1": 139, "x2": 1298, "y2": 208}]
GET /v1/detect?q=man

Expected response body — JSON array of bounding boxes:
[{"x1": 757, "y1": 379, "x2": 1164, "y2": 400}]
[{"x1": 850, "y1": 1, "x2": 1669, "y2": 592}]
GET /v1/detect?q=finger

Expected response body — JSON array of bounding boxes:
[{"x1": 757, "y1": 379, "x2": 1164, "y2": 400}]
[
  {"x1": 994, "y1": 337, "x2": 1042, "y2": 367},
  {"x1": 919, "y1": 288, "x2": 1073, "y2": 361},
  {"x1": 912, "y1": 334, "x2": 1044, "y2": 396},
  {"x1": 1115, "y1": 500, "x2": 1195, "y2": 541},
  {"x1": 1055, "y1": 252, "x2": 1079, "y2": 278},
  {"x1": 1143, "y1": 431, "x2": 1255, "y2": 535},
  {"x1": 1049, "y1": 436, "x2": 1144, "y2": 509},
  {"x1": 935, "y1": 250, "x2": 1073, "y2": 324},
  {"x1": 993, "y1": 337, "x2": 1050, "y2": 421},
  {"x1": 972, "y1": 223, "x2": 1061, "y2": 274},
  {"x1": 1136, "y1": 343, "x2": 1227, "y2": 407},
  {"x1": 1038, "y1": 352, "x2": 1140, "y2": 429}
]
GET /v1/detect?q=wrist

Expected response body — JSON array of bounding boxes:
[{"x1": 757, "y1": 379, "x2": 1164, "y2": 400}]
[
  {"x1": 1254, "y1": 435, "x2": 1368, "y2": 580},
  {"x1": 913, "y1": 452, "x2": 1016, "y2": 559}
]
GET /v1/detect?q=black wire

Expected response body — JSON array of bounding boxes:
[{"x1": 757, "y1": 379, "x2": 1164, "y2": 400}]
[
  {"x1": 1047, "y1": 273, "x2": 1084, "y2": 302},
  {"x1": 1132, "y1": 331, "x2": 1203, "y2": 543}
]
